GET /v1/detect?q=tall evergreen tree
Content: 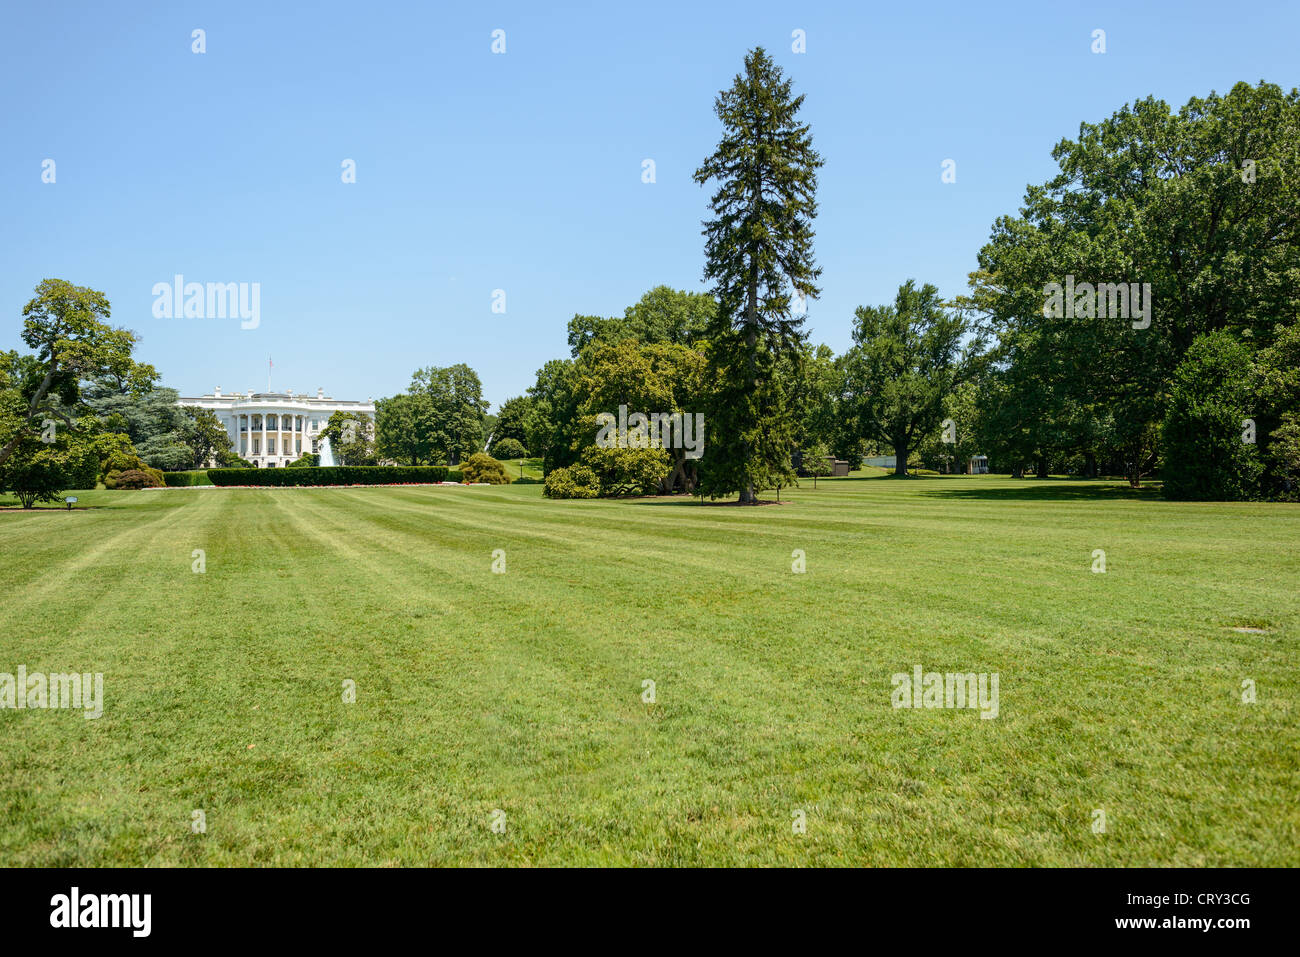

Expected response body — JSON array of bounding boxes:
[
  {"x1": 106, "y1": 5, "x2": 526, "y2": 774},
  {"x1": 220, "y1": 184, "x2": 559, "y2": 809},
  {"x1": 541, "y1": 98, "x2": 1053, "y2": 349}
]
[{"x1": 693, "y1": 47, "x2": 822, "y2": 503}]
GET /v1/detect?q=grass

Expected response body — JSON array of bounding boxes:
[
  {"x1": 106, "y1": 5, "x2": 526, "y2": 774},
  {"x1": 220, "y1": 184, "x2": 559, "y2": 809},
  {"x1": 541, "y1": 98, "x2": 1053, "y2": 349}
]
[
  {"x1": 1, "y1": 475, "x2": 1296, "y2": 866},
  {"x1": 497, "y1": 456, "x2": 544, "y2": 481}
]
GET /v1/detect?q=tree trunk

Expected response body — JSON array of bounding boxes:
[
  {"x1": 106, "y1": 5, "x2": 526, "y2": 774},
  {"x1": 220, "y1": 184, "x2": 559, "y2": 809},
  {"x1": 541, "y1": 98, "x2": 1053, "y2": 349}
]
[
  {"x1": 894, "y1": 441, "x2": 909, "y2": 477},
  {"x1": 1036, "y1": 458, "x2": 1049, "y2": 479}
]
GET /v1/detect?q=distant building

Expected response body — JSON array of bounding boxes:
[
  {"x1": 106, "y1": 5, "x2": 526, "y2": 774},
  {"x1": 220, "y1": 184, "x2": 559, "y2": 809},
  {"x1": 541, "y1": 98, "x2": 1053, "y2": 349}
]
[{"x1": 177, "y1": 387, "x2": 375, "y2": 468}]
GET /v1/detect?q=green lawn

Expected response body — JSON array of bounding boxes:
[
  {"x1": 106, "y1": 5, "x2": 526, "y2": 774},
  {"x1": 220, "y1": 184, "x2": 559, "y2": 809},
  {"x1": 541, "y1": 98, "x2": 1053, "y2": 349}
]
[
  {"x1": 1, "y1": 476, "x2": 1296, "y2": 866},
  {"x1": 496, "y1": 456, "x2": 544, "y2": 481}
]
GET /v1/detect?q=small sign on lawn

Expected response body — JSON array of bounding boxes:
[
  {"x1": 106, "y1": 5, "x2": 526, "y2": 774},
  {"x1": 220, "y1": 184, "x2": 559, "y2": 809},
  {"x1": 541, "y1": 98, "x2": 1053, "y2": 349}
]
[{"x1": 65, "y1": 496, "x2": 78, "y2": 509}]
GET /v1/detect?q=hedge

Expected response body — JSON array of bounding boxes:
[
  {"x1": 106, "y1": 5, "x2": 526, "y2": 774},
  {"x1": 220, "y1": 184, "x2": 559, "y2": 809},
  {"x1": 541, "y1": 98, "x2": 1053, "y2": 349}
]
[
  {"x1": 163, "y1": 470, "x2": 211, "y2": 487},
  {"x1": 207, "y1": 466, "x2": 456, "y2": 486}
]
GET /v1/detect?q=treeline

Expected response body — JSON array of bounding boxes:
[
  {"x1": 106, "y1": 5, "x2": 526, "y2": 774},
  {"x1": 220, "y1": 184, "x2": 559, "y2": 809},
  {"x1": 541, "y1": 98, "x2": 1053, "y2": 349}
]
[
  {"x1": 965, "y1": 80, "x2": 1300, "y2": 499},
  {"x1": 507, "y1": 72, "x2": 1300, "y2": 502},
  {"x1": 266, "y1": 67, "x2": 1300, "y2": 503},
  {"x1": 4, "y1": 60, "x2": 1297, "y2": 508}
]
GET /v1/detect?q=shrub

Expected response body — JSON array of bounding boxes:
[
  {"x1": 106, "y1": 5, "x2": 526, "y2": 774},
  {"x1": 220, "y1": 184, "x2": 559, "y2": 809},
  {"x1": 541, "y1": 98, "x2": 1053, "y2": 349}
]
[
  {"x1": 1265, "y1": 413, "x2": 1300, "y2": 498},
  {"x1": 113, "y1": 469, "x2": 161, "y2": 489},
  {"x1": 512, "y1": 476, "x2": 544, "y2": 485},
  {"x1": 205, "y1": 466, "x2": 451, "y2": 486},
  {"x1": 103, "y1": 449, "x2": 147, "y2": 475},
  {"x1": 216, "y1": 450, "x2": 254, "y2": 468},
  {"x1": 491, "y1": 437, "x2": 528, "y2": 460},
  {"x1": 1162, "y1": 331, "x2": 1262, "y2": 500},
  {"x1": 581, "y1": 445, "x2": 671, "y2": 496},
  {"x1": 163, "y1": 470, "x2": 210, "y2": 487},
  {"x1": 460, "y1": 453, "x2": 511, "y2": 484},
  {"x1": 287, "y1": 454, "x2": 319, "y2": 468},
  {"x1": 543, "y1": 464, "x2": 601, "y2": 499}
]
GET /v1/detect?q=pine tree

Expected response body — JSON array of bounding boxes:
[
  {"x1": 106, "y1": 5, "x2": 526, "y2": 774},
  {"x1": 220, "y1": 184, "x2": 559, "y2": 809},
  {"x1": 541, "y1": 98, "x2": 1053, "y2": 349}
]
[{"x1": 694, "y1": 47, "x2": 822, "y2": 503}]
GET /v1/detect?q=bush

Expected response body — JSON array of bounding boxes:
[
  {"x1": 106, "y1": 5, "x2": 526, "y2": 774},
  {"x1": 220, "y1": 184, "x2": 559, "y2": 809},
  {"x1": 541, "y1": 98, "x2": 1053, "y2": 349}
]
[
  {"x1": 206, "y1": 466, "x2": 452, "y2": 486},
  {"x1": 1162, "y1": 331, "x2": 1262, "y2": 500},
  {"x1": 287, "y1": 454, "x2": 319, "y2": 468},
  {"x1": 103, "y1": 449, "x2": 147, "y2": 475},
  {"x1": 512, "y1": 476, "x2": 544, "y2": 485},
  {"x1": 216, "y1": 450, "x2": 254, "y2": 468},
  {"x1": 1265, "y1": 413, "x2": 1300, "y2": 498},
  {"x1": 491, "y1": 437, "x2": 528, "y2": 460},
  {"x1": 543, "y1": 464, "x2": 601, "y2": 499},
  {"x1": 113, "y1": 469, "x2": 162, "y2": 489},
  {"x1": 581, "y1": 445, "x2": 672, "y2": 496},
  {"x1": 163, "y1": 470, "x2": 210, "y2": 487},
  {"x1": 460, "y1": 453, "x2": 511, "y2": 484}
]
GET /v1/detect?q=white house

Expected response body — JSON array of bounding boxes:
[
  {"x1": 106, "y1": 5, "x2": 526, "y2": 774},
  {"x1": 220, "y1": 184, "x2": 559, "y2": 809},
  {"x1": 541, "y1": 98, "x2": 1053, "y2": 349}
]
[{"x1": 177, "y1": 387, "x2": 375, "y2": 468}]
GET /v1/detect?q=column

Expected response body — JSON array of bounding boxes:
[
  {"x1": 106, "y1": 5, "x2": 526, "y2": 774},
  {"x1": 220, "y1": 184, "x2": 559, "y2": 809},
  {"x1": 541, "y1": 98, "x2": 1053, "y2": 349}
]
[{"x1": 261, "y1": 413, "x2": 267, "y2": 463}]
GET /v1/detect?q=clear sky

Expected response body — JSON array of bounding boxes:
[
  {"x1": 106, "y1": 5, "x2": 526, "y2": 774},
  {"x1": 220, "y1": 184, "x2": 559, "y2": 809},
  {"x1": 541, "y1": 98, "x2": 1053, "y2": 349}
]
[{"x1": 3, "y1": 0, "x2": 1296, "y2": 409}]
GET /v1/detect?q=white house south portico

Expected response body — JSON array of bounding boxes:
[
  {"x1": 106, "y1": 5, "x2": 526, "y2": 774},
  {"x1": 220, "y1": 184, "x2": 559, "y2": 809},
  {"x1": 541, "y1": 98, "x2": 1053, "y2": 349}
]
[{"x1": 177, "y1": 387, "x2": 375, "y2": 468}]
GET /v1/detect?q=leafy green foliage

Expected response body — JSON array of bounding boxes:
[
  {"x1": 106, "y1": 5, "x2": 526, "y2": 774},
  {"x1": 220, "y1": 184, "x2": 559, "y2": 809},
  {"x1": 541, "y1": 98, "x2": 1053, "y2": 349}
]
[
  {"x1": 405, "y1": 364, "x2": 489, "y2": 465},
  {"x1": 490, "y1": 437, "x2": 528, "y2": 460},
  {"x1": 566, "y1": 286, "x2": 716, "y2": 356},
  {"x1": 581, "y1": 445, "x2": 671, "y2": 496},
  {"x1": 0, "y1": 279, "x2": 155, "y2": 473},
  {"x1": 1161, "y1": 332, "x2": 1262, "y2": 500},
  {"x1": 573, "y1": 338, "x2": 709, "y2": 494},
  {"x1": 319, "y1": 411, "x2": 376, "y2": 465},
  {"x1": 162, "y1": 470, "x2": 210, "y2": 487},
  {"x1": 841, "y1": 281, "x2": 974, "y2": 476},
  {"x1": 798, "y1": 440, "x2": 833, "y2": 487},
  {"x1": 374, "y1": 392, "x2": 437, "y2": 465},
  {"x1": 111, "y1": 468, "x2": 162, "y2": 490},
  {"x1": 207, "y1": 466, "x2": 452, "y2": 486},
  {"x1": 0, "y1": 437, "x2": 77, "y2": 507},
  {"x1": 974, "y1": 82, "x2": 1300, "y2": 485},
  {"x1": 490, "y1": 396, "x2": 533, "y2": 450},
  {"x1": 542, "y1": 463, "x2": 601, "y2": 499},
  {"x1": 460, "y1": 452, "x2": 510, "y2": 484}
]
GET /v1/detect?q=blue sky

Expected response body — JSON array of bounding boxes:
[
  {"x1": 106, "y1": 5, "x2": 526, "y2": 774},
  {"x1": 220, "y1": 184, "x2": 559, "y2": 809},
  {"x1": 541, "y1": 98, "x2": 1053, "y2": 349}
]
[{"x1": 3, "y1": 0, "x2": 1296, "y2": 409}]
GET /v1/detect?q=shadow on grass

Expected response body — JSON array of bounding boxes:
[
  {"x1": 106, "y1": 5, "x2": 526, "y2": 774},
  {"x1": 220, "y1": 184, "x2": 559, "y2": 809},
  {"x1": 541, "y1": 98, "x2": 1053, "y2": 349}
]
[
  {"x1": 0, "y1": 505, "x2": 106, "y2": 513},
  {"x1": 620, "y1": 493, "x2": 792, "y2": 508},
  {"x1": 912, "y1": 479, "x2": 1163, "y2": 502}
]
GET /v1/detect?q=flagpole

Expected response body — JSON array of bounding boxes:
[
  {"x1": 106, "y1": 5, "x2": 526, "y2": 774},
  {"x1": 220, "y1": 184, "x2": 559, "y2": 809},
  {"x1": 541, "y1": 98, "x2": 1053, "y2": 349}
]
[{"x1": 267, "y1": 357, "x2": 272, "y2": 393}]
